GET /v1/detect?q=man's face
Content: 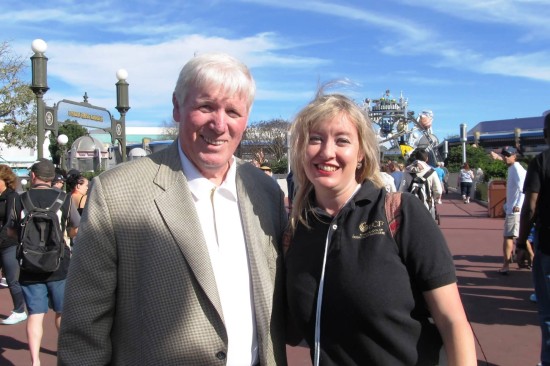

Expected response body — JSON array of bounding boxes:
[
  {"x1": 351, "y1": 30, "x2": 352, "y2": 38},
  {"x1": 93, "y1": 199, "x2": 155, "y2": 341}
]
[
  {"x1": 503, "y1": 153, "x2": 516, "y2": 166},
  {"x1": 174, "y1": 84, "x2": 249, "y2": 184}
]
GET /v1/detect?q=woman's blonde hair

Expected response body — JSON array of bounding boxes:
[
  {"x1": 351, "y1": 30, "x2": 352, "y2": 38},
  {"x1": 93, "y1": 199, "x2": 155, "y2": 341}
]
[{"x1": 289, "y1": 90, "x2": 384, "y2": 231}]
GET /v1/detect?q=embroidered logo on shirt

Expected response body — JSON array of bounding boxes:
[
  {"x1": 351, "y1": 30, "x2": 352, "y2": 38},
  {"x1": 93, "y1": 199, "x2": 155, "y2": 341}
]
[{"x1": 353, "y1": 220, "x2": 386, "y2": 239}]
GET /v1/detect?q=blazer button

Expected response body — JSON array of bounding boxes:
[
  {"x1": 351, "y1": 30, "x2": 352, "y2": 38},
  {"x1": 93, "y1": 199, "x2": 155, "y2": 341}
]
[{"x1": 216, "y1": 351, "x2": 226, "y2": 360}]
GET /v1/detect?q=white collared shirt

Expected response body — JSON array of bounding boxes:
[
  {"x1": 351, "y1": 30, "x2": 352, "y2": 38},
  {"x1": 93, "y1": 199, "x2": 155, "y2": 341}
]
[{"x1": 178, "y1": 144, "x2": 257, "y2": 365}]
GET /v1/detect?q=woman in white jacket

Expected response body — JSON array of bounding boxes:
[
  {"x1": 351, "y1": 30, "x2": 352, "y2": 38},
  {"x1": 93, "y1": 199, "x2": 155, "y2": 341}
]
[{"x1": 457, "y1": 162, "x2": 475, "y2": 203}]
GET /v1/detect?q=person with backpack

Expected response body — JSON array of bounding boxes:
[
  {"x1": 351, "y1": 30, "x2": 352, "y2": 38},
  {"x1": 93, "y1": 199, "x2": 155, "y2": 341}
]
[
  {"x1": 400, "y1": 148, "x2": 442, "y2": 220},
  {"x1": 7, "y1": 159, "x2": 79, "y2": 366}
]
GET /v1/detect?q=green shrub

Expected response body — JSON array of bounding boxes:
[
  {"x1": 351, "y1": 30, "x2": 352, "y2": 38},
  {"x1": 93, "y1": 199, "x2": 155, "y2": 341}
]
[{"x1": 271, "y1": 158, "x2": 289, "y2": 174}]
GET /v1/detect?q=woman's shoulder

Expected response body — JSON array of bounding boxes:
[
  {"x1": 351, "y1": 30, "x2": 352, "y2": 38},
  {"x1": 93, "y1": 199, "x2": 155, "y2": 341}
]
[
  {"x1": 71, "y1": 192, "x2": 83, "y2": 201},
  {"x1": 5, "y1": 189, "x2": 19, "y2": 199}
]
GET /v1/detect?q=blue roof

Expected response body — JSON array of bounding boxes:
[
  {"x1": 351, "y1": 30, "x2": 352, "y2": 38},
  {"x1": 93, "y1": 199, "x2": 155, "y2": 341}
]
[{"x1": 469, "y1": 116, "x2": 544, "y2": 134}]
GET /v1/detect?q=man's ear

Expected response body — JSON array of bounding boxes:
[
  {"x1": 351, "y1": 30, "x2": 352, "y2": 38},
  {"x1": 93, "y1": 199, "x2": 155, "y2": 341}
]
[{"x1": 172, "y1": 93, "x2": 180, "y2": 122}]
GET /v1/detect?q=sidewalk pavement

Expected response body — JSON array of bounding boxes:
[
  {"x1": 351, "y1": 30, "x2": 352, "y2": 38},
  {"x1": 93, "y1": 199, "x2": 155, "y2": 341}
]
[{"x1": 0, "y1": 192, "x2": 540, "y2": 365}]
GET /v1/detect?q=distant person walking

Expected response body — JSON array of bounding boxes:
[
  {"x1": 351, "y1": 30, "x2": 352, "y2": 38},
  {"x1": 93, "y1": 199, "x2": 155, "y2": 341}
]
[
  {"x1": 387, "y1": 160, "x2": 404, "y2": 190},
  {"x1": 65, "y1": 172, "x2": 89, "y2": 216},
  {"x1": 498, "y1": 146, "x2": 526, "y2": 274},
  {"x1": 457, "y1": 163, "x2": 475, "y2": 204},
  {"x1": 440, "y1": 162, "x2": 449, "y2": 195},
  {"x1": 434, "y1": 162, "x2": 446, "y2": 204},
  {"x1": 517, "y1": 113, "x2": 550, "y2": 366},
  {"x1": 400, "y1": 148, "x2": 442, "y2": 219},
  {"x1": 0, "y1": 165, "x2": 27, "y2": 325}
]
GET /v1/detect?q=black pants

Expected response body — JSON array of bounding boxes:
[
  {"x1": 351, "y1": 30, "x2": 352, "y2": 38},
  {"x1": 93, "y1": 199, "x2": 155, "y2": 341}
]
[
  {"x1": 0, "y1": 245, "x2": 25, "y2": 313},
  {"x1": 460, "y1": 182, "x2": 473, "y2": 198}
]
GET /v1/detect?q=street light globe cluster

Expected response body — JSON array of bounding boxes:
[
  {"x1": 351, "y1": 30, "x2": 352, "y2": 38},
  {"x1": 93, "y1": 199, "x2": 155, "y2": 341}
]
[
  {"x1": 116, "y1": 69, "x2": 128, "y2": 81},
  {"x1": 31, "y1": 39, "x2": 47, "y2": 54},
  {"x1": 57, "y1": 134, "x2": 69, "y2": 146}
]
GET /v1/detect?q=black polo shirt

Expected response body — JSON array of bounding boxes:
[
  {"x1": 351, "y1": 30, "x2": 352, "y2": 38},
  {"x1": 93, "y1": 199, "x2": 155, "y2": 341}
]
[
  {"x1": 523, "y1": 148, "x2": 550, "y2": 254},
  {"x1": 285, "y1": 181, "x2": 456, "y2": 365}
]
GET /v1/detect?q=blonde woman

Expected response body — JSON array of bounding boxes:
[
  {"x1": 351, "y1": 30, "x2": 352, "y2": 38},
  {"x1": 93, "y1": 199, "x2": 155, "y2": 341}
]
[{"x1": 285, "y1": 90, "x2": 476, "y2": 365}]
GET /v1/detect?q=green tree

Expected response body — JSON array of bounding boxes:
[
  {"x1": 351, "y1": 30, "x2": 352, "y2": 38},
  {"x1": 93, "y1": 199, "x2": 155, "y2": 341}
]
[
  {"x1": 0, "y1": 41, "x2": 37, "y2": 149},
  {"x1": 48, "y1": 121, "x2": 89, "y2": 165}
]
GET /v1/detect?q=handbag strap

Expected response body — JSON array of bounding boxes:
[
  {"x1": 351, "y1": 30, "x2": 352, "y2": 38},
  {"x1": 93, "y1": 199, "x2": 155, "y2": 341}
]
[{"x1": 384, "y1": 192, "x2": 402, "y2": 238}]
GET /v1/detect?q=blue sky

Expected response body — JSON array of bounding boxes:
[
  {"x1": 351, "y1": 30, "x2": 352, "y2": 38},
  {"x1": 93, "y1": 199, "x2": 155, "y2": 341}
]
[{"x1": 3, "y1": 0, "x2": 550, "y2": 140}]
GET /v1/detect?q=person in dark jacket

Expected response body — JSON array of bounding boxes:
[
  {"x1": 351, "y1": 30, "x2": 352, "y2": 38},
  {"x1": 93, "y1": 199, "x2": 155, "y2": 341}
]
[{"x1": 0, "y1": 164, "x2": 27, "y2": 324}]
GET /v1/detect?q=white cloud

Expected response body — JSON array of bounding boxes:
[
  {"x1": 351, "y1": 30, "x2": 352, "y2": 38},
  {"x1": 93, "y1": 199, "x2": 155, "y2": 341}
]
[
  {"x1": 477, "y1": 52, "x2": 550, "y2": 81},
  {"x1": 238, "y1": 0, "x2": 433, "y2": 42},
  {"x1": 17, "y1": 33, "x2": 329, "y2": 126},
  {"x1": 396, "y1": 0, "x2": 550, "y2": 35}
]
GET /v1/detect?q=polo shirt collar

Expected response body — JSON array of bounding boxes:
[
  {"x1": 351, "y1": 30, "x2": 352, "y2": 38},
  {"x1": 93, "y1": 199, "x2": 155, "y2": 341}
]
[
  {"x1": 307, "y1": 180, "x2": 378, "y2": 217},
  {"x1": 351, "y1": 180, "x2": 379, "y2": 204}
]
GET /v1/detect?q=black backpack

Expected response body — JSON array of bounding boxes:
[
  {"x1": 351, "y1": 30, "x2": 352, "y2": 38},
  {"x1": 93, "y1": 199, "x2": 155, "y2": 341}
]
[
  {"x1": 17, "y1": 191, "x2": 67, "y2": 273},
  {"x1": 407, "y1": 169, "x2": 435, "y2": 210}
]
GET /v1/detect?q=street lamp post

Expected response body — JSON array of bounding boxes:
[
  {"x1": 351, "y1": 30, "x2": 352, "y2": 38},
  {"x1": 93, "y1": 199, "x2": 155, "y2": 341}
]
[
  {"x1": 515, "y1": 128, "x2": 522, "y2": 149},
  {"x1": 115, "y1": 69, "x2": 130, "y2": 161},
  {"x1": 460, "y1": 123, "x2": 467, "y2": 164},
  {"x1": 30, "y1": 39, "x2": 49, "y2": 160},
  {"x1": 57, "y1": 134, "x2": 69, "y2": 171}
]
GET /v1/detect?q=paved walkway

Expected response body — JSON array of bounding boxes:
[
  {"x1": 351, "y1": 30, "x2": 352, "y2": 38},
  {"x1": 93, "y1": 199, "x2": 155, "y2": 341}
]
[{"x1": 0, "y1": 192, "x2": 541, "y2": 365}]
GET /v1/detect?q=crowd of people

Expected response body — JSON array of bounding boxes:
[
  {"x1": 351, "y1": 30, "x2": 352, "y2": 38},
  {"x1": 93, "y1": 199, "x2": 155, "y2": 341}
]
[{"x1": 0, "y1": 52, "x2": 547, "y2": 366}]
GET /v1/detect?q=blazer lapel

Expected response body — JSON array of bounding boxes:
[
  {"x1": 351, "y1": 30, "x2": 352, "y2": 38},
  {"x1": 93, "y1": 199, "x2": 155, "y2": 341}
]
[
  {"x1": 153, "y1": 142, "x2": 223, "y2": 320},
  {"x1": 236, "y1": 163, "x2": 277, "y2": 349}
]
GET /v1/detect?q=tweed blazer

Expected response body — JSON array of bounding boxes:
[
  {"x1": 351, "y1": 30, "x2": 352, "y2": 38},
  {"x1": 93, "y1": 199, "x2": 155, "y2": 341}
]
[{"x1": 58, "y1": 141, "x2": 288, "y2": 366}]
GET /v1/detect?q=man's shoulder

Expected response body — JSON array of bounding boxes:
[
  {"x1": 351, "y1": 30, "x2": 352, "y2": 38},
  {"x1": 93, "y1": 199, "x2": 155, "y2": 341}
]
[
  {"x1": 99, "y1": 141, "x2": 178, "y2": 182},
  {"x1": 97, "y1": 154, "x2": 167, "y2": 186},
  {"x1": 23, "y1": 188, "x2": 68, "y2": 213},
  {"x1": 27, "y1": 188, "x2": 65, "y2": 201},
  {"x1": 510, "y1": 162, "x2": 527, "y2": 175}
]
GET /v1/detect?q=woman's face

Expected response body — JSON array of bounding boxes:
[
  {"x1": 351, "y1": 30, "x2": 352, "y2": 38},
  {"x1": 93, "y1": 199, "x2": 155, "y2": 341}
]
[
  {"x1": 304, "y1": 114, "x2": 364, "y2": 198},
  {"x1": 0, "y1": 179, "x2": 6, "y2": 193},
  {"x1": 77, "y1": 178, "x2": 89, "y2": 195}
]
